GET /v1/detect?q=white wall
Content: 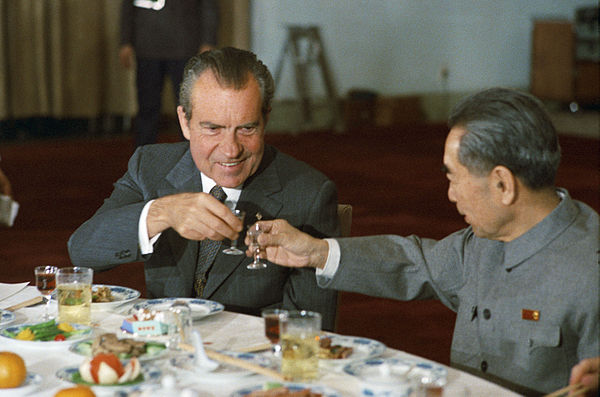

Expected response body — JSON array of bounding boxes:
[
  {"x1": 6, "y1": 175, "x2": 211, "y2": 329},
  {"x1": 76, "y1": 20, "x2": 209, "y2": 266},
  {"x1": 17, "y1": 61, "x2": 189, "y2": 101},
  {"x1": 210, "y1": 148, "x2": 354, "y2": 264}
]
[{"x1": 251, "y1": 0, "x2": 596, "y2": 100}]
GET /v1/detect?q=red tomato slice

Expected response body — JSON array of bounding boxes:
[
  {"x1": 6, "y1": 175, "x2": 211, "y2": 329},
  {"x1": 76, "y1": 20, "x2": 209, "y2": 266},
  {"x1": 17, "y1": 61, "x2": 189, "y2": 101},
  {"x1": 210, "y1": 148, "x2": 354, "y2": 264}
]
[
  {"x1": 89, "y1": 353, "x2": 125, "y2": 383},
  {"x1": 54, "y1": 334, "x2": 66, "y2": 341}
]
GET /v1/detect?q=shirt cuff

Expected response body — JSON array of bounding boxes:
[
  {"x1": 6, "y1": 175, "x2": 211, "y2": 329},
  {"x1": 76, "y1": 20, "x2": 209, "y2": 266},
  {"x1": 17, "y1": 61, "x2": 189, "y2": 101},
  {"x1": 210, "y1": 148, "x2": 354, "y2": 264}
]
[
  {"x1": 315, "y1": 238, "x2": 340, "y2": 279},
  {"x1": 139, "y1": 200, "x2": 160, "y2": 255}
]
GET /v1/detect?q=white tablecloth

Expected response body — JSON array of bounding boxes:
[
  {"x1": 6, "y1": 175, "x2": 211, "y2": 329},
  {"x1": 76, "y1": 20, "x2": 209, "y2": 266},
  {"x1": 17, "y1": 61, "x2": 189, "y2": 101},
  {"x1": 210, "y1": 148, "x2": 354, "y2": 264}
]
[{"x1": 0, "y1": 287, "x2": 522, "y2": 396}]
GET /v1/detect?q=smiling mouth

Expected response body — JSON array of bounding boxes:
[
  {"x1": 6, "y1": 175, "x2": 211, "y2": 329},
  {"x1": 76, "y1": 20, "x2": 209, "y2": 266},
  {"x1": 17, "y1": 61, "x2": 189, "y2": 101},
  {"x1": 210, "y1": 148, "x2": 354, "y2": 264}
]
[{"x1": 218, "y1": 159, "x2": 244, "y2": 167}]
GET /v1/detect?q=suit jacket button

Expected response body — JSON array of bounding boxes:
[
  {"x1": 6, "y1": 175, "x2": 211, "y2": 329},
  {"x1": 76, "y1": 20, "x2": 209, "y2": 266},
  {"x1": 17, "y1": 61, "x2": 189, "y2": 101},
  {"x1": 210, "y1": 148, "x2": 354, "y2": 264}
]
[{"x1": 483, "y1": 308, "x2": 491, "y2": 319}]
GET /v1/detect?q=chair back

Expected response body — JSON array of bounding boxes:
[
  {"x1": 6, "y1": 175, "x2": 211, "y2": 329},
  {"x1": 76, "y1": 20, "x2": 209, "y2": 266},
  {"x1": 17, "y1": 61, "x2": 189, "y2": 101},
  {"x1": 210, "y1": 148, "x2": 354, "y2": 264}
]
[{"x1": 337, "y1": 204, "x2": 352, "y2": 237}]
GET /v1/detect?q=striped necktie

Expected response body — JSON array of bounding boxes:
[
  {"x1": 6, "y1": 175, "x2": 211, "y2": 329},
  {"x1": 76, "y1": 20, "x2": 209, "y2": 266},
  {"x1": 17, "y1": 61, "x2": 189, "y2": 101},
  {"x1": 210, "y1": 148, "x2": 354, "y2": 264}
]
[{"x1": 193, "y1": 185, "x2": 227, "y2": 297}]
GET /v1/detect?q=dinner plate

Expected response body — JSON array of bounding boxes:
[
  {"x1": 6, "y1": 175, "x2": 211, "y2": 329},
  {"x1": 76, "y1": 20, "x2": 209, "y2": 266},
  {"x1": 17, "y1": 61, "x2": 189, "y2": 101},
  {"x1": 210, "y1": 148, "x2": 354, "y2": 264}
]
[
  {"x1": 230, "y1": 382, "x2": 342, "y2": 397},
  {"x1": 0, "y1": 322, "x2": 92, "y2": 347},
  {"x1": 70, "y1": 337, "x2": 168, "y2": 361},
  {"x1": 0, "y1": 309, "x2": 15, "y2": 326},
  {"x1": 55, "y1": 363, "x2": 161, "y2": 392},
  {"x1": 132, "y1": 298, "x2": 224, "y2": 320},
  {"x1": 319, "y1": 334, "x2": 386, "y2": 368},
  {"x1": 51, "y1": 284, "x2": 141, "y2": 311},
  {"x1": 0, "y1": 372, "x2": 42, "y2": 396},
  {"x1": 171, "y1": 351, "x2": 272, "y2": 381},
  {"x1": 343, "y1": 356, "x2": 447, "y2": 387}
]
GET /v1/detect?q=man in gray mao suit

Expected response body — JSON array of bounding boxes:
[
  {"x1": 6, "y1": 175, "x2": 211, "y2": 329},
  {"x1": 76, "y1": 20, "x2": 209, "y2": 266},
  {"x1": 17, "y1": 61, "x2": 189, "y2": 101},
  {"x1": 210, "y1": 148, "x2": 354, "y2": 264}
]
[
  {"x1": 68, "y1": 47, "x2": 339, "y2": 330},
  {"x1": 251, "y1": 88, "x2": 599, "y2": 395}
]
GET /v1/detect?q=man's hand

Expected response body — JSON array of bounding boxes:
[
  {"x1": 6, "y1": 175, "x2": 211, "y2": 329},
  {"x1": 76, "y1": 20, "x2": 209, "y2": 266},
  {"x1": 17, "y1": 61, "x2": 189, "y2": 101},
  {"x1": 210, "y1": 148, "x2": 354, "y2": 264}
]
[
  {"x1": 118, "y1": 45, "x2": 135, "y2": 69},
  {"x1": 570, "y1": 357, "x2": 599, "y2": 396},
  {"x1": 245, "y1": 219, "x2": 329, "y2": 269},
  {"x1": 146, "y1": 192, "x2": 242, "y2": 241}
]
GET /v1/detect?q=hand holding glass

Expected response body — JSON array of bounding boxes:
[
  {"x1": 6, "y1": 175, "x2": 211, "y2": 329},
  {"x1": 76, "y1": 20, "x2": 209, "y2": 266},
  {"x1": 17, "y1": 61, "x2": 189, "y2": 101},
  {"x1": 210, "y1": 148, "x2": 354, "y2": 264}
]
[
  {"x1": 223, "y1": 209, "x2": 246, "y2": 255},
  {"x1": 247, "y1": 223, "x2": 267, "y2": 269},
  {"x1": 34, "y1": 266, "x2": 58, "y2": 320}
]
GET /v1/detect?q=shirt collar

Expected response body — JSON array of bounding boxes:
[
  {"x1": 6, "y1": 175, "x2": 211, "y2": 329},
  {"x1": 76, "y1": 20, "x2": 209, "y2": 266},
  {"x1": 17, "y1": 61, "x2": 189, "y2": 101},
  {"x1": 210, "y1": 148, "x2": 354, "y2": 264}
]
[
  {"x1": 503, "y1": 188, "x2": 577, "y2": 270},
  {"x1": 200, "y1": 173, "x2": 242, "y2": 210}
]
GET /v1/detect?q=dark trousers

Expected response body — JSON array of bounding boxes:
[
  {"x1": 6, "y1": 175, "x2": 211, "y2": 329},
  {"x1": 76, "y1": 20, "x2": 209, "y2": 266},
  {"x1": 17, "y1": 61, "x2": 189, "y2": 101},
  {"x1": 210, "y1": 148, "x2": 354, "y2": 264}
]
[{"x1": 134, "y1": 58, "x2": 187, "y2": 147}]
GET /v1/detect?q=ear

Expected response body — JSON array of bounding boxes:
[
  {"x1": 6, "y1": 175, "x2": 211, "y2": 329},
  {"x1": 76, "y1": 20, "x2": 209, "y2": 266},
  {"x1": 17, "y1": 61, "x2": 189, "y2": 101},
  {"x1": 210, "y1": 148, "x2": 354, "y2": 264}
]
[
  {"x1": 491, "y1": 165, "x2": 517, "y2": 205},
  {"x1": 177, "y1": 105, "x2": 191, "y2": 140}
]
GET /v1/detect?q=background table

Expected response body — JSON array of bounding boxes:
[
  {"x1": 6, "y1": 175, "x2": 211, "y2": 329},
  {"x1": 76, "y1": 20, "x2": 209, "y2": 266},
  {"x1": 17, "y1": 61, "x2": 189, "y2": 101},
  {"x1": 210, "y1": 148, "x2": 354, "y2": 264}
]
[{"x1": 0, "y1": 287, "x2": 522, "y2": 396}]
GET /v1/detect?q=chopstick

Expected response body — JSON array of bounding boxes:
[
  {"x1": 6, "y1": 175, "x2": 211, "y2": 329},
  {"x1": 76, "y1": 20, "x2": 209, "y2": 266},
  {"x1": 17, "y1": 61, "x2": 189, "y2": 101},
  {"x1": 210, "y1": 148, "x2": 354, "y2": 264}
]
[
  {"x1": 236, "y1": 342, "x2": 272, "y2": 353},
  {"x1": 4, "y1": 296, "x2": 43, "y2": 311},
  {"x1": 179, "y1": 343, "x2": 290, "y2": 381},
  {"x1": 544, "y1": 383, "x2": 588, "y2": 397}
]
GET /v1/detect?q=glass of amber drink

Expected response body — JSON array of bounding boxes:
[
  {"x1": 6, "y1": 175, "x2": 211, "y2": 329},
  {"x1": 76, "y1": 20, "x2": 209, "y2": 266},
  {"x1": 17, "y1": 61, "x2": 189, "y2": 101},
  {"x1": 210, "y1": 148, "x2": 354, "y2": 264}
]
[
  {"x1": 56, "y1": 267, "x2": 93, "y2": 325},
  {"x1": 261, "y1": 309, "x2": 288, "y2": 357},
  {"x1": 280, "y1": 310, "x2": 321, "y2": 381}
]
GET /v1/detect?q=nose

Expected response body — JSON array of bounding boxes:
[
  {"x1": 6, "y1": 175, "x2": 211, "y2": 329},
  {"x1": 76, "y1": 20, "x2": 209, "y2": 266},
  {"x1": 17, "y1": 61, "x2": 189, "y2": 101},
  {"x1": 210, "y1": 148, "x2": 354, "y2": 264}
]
[{"x1": 220, "y1": 130, "x2": 243, "y2": 158}]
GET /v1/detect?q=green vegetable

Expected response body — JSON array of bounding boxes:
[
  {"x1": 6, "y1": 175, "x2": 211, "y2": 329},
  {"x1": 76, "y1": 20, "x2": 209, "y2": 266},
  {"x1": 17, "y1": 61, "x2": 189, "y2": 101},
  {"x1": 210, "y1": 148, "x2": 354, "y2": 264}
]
[{"x1": 71, "y1": 371, "x2": 144, "y2": 386}]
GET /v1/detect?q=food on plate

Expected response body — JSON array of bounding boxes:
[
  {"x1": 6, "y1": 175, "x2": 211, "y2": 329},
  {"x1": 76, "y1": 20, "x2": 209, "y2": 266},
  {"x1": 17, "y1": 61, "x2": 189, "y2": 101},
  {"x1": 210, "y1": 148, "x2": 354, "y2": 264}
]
[
  {"x1": 53, "y1": 385, "x2": 96, "y2": 397},
  {"x1": 318, "y1": 336, "x2": 353, "y2": 359},
  {"x1": 92, "y1": 286, "x2": 113, "y2": 303},
  {"x1": 78, "y1": 333, "x2": 165, "y2": 359},
  {"x1": 5, "y1": 320, "x2": 85, "y2": 341},
  {"x1": 78, "y1": 353, "x2": 141, "y2": 385},
  {"x1": 0, "y1": 351, "x2": 26, "y2": 388}
]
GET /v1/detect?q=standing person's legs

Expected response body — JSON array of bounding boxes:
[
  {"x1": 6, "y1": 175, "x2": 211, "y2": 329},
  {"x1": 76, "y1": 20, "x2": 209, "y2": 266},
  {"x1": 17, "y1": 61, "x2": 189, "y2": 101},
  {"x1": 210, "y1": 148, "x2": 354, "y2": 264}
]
[
  {"x1": 135, "y1": 59, "x2": 165, "y2": 147},
  {"x1": 166, "y1": 59, "x2": 187, "y2": 141}
]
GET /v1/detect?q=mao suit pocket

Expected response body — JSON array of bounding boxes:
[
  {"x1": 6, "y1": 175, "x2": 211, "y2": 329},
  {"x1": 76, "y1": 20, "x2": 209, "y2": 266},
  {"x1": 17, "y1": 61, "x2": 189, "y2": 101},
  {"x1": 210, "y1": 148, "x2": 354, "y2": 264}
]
[{"x1": 511, "y1": 321, "x2": 563, "y2": 376}]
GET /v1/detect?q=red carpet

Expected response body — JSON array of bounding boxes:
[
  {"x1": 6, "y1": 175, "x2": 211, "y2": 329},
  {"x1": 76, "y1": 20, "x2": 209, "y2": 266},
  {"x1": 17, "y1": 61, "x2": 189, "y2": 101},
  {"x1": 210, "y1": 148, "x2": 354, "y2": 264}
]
[{"x1": 1, "y1": 122, "x2": 598, "y2": 366}]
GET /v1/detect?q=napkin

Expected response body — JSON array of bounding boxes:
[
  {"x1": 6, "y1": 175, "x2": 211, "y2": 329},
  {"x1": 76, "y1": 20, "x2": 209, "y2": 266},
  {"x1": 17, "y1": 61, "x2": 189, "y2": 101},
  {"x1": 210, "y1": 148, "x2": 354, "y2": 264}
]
[
  {"x1": 0, "y1": 284, "x2": 40, "y2": 310},
  {"x1": 0, "y1": 194, "x2": 19, "y2": 227}
]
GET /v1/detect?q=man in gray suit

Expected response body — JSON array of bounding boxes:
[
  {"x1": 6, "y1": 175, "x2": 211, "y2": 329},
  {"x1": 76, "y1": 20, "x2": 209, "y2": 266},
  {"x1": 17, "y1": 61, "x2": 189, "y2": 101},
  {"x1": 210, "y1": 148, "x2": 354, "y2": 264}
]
[
  {"x1": 68, "y1": 47, "x2": 339, "y2": 330},
  {"x1": 249, "y1": 88, "x2": 599, "y2": 395}
]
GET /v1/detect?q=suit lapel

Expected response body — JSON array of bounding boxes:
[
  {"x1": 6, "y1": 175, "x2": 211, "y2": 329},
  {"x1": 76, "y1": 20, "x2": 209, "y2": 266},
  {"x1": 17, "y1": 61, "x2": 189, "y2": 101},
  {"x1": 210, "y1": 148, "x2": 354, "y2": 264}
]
[{"x1": 158, "y1": 150, "x2": 204, "y2": 295}]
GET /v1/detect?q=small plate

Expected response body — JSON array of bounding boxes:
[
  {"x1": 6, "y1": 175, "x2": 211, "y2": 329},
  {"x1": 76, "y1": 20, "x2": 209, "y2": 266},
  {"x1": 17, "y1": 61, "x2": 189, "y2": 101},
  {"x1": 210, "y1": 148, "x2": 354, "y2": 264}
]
[
  {"x1": 0, "y1": 372, "x2": 42, "y2": 396},
  {"x1": 132, "y1": 298, "x2": 224, "y2": 320},
  {"x1": 343, "y1": 356, "x2": 447, "y2": 387},
  {"x1": 0, "y1": 322, "x2": 92, "y2": 347},
  {"x1": 319, "y1": 335, "x2": 386, "y2": 368},
  {"x1": 55, "y1": 363, "x2": 161, "y2": 392},
  {"x1": 171, "y1": 351, "x2": 272, "y2": 381},
  {"x1": 51, "y1": 284, "x2": 141, "y2": 311},
  {"x1": 231, "y1": 382, "x2": 342, "y2": 397},
  {"x1": 70, "y1": 337, "x2": 168, "y2": 361},
  {"x1": 0, "y1": 309, "x2": 15, "y2": 326}
]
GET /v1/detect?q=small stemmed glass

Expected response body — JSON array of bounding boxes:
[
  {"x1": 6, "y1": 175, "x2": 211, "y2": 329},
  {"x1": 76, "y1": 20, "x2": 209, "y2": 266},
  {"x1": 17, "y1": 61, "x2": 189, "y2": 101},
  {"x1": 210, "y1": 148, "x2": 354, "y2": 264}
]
[
  {"x1": 247, "y1": 222, "x2": 267, "y2": 269},
  {"x1": 223, "y1": 209, "x2": 246, "y2": 255},
  {"x1": 34, "y1": 265, "x2": 58, "y2": 320},
  {"x1": 261, "y1": 309, "x2": 288, "y2": 359}
]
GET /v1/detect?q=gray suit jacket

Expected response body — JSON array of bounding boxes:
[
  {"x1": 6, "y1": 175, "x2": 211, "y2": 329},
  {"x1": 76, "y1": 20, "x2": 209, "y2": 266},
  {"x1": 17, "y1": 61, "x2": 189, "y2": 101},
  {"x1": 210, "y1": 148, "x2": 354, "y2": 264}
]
[{"x1": 68, "y1": 143, "x2": 339, "y2": 329}]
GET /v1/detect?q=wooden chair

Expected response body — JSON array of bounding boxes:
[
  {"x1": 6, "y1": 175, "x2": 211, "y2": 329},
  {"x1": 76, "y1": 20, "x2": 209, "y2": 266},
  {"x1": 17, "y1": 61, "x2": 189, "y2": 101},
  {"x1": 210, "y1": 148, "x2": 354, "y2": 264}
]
[
  {"x1": 337, "y1": 204, "x2": 352, "y2": 237},
  {"x1": 334, "y1": 204, "x2": 352, "y2": 332}
]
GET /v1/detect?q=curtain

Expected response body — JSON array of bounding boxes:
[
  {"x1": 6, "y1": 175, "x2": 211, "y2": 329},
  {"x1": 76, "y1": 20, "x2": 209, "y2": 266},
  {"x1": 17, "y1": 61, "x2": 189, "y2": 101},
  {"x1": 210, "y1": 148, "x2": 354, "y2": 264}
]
[{"x1": 0, "y1": 0, "x2": 249, "y2": 120}]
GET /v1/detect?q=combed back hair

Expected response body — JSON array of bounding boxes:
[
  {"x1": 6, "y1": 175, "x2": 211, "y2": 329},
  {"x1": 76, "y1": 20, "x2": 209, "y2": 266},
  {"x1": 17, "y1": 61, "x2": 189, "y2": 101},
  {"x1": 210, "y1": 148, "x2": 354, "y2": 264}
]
[
  {"x1": 448, "y1": 87, "x2": 561, "y2": 189},
  {"x1": 178, "y1": 47, "x2": 275, "y2": 121}
]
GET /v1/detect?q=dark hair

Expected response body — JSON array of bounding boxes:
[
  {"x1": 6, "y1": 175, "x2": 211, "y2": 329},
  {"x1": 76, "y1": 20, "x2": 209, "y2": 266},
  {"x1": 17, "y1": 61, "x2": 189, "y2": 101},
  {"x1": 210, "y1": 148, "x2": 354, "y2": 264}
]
[
  {"x1": 178, "y1": 47, "x2": 275, "y2": 120},
  {"x1": 448, "y1": 87, "x2": 561, "y2": 189}
]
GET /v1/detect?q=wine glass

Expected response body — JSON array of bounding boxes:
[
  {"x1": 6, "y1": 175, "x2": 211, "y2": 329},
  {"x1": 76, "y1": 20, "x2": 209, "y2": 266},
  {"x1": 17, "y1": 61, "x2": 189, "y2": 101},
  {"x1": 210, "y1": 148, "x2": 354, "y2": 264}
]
[
  {"x1": 222, "y1": 209, "x2": 246, "y2": 255},
  {"x1": 247, "y1": 223, "x2": 267, "y2": 269},
  {"x1": 34, "y1": 265, "x2": 58, "y2": 320},
  {"x1": 261, "y1": 309, "x2": 288, "y2": 358}
]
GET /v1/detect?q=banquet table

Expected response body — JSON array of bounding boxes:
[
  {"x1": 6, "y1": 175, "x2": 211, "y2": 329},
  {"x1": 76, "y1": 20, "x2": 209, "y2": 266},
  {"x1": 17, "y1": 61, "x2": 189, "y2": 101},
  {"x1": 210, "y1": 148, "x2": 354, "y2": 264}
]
[{"x1": 0, "y1": 286, "x2": 522, "y2": 397}]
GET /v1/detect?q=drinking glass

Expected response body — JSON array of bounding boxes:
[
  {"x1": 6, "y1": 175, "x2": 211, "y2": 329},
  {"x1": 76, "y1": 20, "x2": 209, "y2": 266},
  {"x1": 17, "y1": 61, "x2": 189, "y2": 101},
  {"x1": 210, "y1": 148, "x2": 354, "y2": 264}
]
[
  {"x1": 56, "y1": 267, "x2": 93, "y2": 325},
  {"x1": 223, "y1": 209, "x2": 246, "y2": 255},
  {"x1": 261, "y1": 309, "x2": 288, "y2": 357},
  {"x1": 167, "y1": 300, "x2": 193, "y2": 350},
  {"x1": 247, "y1": 223, "x2": 267, "y2": 269},
  {"x1": 280, "y1": 310, "x2": 321, "y2": 381},
  {"x1": 34, "y1": 265, "x2": 58, "y2": 320}
]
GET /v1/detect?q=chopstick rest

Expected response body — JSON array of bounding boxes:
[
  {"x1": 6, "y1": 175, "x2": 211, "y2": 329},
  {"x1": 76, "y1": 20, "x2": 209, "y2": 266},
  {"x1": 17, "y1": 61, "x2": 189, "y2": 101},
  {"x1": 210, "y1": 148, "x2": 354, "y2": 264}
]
[
  {"x1": 544, "y1": 383, "x2": 588, "y2": 397},
  {"x1": 179, "y1": 342, "x2": 290, "y2": 381},
  {"x1": 4, "y1": 296, "x2": 44, "y2": 311}
]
